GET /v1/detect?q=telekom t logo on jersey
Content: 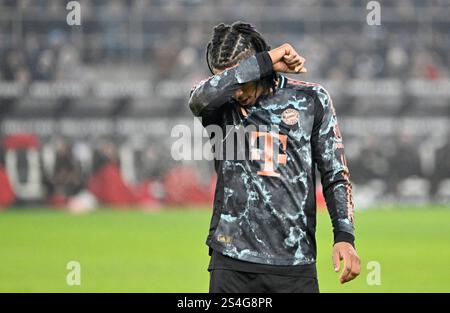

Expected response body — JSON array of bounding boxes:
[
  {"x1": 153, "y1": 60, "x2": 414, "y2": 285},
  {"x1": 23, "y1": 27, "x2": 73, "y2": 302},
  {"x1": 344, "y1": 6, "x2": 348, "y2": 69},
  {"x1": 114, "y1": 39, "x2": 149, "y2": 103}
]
[{"x1": 250, "y1": 131, "x2": 287, "y2": 177}]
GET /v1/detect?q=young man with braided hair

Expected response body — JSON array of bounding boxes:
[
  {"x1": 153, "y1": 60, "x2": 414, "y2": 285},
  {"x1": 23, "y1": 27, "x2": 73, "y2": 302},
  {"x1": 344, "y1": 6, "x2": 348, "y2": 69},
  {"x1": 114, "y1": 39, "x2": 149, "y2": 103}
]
[{"x1": 188, "y1": 22, "x2": 360, "y2": 293}]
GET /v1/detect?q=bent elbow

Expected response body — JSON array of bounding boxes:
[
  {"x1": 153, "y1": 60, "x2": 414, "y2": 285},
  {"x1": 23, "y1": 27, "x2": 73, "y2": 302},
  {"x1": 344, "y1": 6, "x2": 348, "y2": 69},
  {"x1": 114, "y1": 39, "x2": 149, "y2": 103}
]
[{"x1": 188, "y1": 94, "x2": 205, "y2": 117}]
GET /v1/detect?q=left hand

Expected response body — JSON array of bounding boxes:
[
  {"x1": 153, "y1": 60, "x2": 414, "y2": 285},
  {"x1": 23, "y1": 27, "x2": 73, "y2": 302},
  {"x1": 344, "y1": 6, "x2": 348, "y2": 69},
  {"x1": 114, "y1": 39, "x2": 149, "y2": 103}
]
[
  {"x1": 332, "y1": 242, "x2": 361, "y2": 284},
  {"x1": 269, "y1": 43, "x2": 307, "y2": 74}
]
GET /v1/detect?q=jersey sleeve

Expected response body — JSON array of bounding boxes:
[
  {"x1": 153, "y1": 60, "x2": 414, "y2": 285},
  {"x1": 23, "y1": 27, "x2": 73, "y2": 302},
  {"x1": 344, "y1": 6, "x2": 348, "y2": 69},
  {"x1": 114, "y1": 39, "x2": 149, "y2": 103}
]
[
  {"x1": 188, "y1": 51, "x2": 273, "y2": 126},
  {"x1": 311, "y1": 85, "x2": 356, "y2": 247}
]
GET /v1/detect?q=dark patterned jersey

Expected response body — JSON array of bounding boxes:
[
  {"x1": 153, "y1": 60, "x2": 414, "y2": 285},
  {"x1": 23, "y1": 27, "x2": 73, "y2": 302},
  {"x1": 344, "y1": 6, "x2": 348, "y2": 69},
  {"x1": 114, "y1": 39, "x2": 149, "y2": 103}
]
[{"x1": 189, "y1": 51, "x2": 355, "y2": 266}]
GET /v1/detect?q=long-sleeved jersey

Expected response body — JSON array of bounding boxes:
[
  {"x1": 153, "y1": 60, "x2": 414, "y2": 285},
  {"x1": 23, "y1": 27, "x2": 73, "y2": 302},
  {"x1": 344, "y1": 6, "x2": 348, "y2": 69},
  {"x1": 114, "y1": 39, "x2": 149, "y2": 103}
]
[{"x1": 189, "y1": 51, "x2": 355, "y2": 266}]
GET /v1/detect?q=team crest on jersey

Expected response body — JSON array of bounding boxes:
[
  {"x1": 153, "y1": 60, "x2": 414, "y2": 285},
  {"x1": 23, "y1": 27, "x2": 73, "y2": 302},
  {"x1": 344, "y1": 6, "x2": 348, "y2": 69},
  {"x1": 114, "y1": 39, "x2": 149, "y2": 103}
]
[
  {"x1": 217, "y1": 234, "x2": 233, "y2": 244},
  {"x1": 281, "y1": 108, "x2": 299, "y2": 125}
]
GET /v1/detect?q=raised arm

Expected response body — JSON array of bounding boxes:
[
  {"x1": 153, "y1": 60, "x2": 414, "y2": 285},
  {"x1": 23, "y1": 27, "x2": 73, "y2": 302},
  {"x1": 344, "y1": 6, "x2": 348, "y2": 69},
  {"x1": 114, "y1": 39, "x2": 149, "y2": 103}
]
[
  {"x1": 189, "y1": 43, "x2": 306, "y2": 126},
  {"x1": 188, "y1": 51, "x2": 273, "y2": 125}
]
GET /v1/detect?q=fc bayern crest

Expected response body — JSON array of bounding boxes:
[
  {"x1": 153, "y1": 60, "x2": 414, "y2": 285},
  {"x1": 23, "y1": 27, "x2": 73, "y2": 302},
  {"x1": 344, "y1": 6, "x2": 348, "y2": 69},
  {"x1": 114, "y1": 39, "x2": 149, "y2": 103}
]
[{"x1": 281, "y1": 108, "x2": 299, "y2": 125}]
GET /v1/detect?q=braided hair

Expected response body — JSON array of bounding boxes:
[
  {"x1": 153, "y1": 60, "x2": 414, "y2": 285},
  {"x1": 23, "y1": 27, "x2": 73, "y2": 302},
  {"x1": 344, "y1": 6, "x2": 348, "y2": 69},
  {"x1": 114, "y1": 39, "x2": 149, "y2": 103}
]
[{"x1": 206, "y1": 21, "x2": 278, "y2": 95}]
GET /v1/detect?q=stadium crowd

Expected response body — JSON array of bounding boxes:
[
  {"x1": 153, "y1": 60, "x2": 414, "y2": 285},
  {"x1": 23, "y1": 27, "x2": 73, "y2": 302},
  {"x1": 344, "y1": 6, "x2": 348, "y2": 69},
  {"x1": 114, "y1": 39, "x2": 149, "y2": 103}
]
[{"x1": 0, "y1": 0, "x2": 449, "y2": 209}]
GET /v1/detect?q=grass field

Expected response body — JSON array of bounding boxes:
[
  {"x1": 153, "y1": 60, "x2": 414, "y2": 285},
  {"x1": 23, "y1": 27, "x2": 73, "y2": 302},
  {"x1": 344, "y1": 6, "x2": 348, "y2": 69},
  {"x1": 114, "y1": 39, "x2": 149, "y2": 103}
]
[{"x1": 0, "y1": 206, "x2": 449, "y2": 292}]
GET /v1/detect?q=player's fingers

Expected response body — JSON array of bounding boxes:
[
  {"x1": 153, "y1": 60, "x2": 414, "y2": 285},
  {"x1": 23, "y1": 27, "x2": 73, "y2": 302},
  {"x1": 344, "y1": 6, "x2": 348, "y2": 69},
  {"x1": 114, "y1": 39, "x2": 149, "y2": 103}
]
[
  {"x1": 346, "y1": 255, "x2": 361, "y2": 282},
  {"x1": 289, "y1": 58, "x2": 302, "y2": 67},
  {"x1": 286, "y1": 55, "x2": 303, "y2": 66},
  {"x1": 284, "y1": 66, "x2": 300, "y2": 74},
  {"x1": 345, "y1": 260, "x2": 360, "y2": 283},
  {"x1": 292, "y1": 58, "x2": 305, "y2": 70},
  {"x1": 298, "y1": 56, "x2": 305, "y2": 67},
  {"x1": 339, "y1": 254, "x2": 353, "y2": 283},
  {"x1": 345, "y1": 271, "x2": 358, "y2": 283},
  {"x1": 348, "y1": 256, "x2": 360, "y2": 280},
  {"x1": 353, "y1": 255, "x2": 361, "y2": 276},
  {"x1": 286, "y1": 54, "x2": 304, "y2": 67},
  {"x1": 332, "y1": 250, "x2": 340, "y2": 272},
  {"x1": 282, "y1": 56, "x2": 293, "y2": 65},
  {"x1": 294, "y1": 55, "x2": 304, "y2": 64},
  {"x1": 292, "y1": 60, "x2": 306, "y2": 73},
  {"x1": 283, "y1": 53, "x2": 295, "y2": 63},
  {"x1": 294, "y1": 65, "x2": 307, "y2": 73},
  {"x1": 283, "y1": 54, "x2": 298, "y2": 65}
]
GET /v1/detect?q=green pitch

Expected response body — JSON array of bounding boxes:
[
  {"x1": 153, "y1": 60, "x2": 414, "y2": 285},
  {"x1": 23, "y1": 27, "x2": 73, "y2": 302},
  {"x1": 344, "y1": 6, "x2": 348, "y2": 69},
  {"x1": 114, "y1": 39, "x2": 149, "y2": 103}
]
[{"x1": 0, "y1": 206, "x2": 449, "y2": 292}]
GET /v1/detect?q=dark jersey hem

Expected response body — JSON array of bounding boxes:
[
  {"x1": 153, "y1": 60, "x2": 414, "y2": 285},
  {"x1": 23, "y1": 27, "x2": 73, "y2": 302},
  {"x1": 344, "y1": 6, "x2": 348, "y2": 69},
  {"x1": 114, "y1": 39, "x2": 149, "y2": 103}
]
[
  {"x1": 208, "y1": 249, "x2": 317, "y2": 278},
  {"x1": 207, "y1": 240, "x2": 317, "y2": 267}
]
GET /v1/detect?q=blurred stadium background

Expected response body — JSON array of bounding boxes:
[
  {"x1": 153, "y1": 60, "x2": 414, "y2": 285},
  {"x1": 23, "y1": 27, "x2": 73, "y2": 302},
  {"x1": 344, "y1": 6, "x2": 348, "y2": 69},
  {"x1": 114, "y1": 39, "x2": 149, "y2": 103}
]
[{"x1": 0, "y1": 0, "x2": 449, "y2": 292}]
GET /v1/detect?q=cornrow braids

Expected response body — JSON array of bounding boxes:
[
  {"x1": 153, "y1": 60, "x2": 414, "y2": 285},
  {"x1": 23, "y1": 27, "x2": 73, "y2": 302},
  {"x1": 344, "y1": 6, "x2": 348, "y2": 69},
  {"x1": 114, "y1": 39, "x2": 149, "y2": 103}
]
[{"x1": 206, "y1": 21, "x2": 278, "y2": 96}]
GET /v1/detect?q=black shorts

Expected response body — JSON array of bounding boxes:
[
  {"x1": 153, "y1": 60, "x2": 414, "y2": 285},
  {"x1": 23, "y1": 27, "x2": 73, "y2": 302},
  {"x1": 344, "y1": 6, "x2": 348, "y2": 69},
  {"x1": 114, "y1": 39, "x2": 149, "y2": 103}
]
[{"x1": 209, "y1": 269, "x2": 320, "y2": 293}]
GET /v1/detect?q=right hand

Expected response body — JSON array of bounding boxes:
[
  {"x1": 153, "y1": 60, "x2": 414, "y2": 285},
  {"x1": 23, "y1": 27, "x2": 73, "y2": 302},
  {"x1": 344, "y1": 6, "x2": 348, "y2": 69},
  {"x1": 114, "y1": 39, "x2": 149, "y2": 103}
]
[
  {"x1": 332, "y1": 242, "x2": 361, "y2": 284},
  {"x1": 269, "y1": 43, "x2": 307, "y2": 74}
]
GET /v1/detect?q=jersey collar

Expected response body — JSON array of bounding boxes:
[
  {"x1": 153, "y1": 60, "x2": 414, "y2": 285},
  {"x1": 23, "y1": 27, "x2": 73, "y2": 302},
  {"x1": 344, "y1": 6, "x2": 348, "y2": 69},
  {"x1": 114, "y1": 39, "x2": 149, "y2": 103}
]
[{"x1": 277, "y1": 74, "x2": 287, "y2": 89}]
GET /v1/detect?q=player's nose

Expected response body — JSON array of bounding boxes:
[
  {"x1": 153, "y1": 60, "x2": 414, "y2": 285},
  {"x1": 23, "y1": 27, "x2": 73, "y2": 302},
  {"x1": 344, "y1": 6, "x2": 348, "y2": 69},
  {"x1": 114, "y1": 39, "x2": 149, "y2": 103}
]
[{"x1": 234, "y1": 89, "x2": 244, "y2": 100}]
